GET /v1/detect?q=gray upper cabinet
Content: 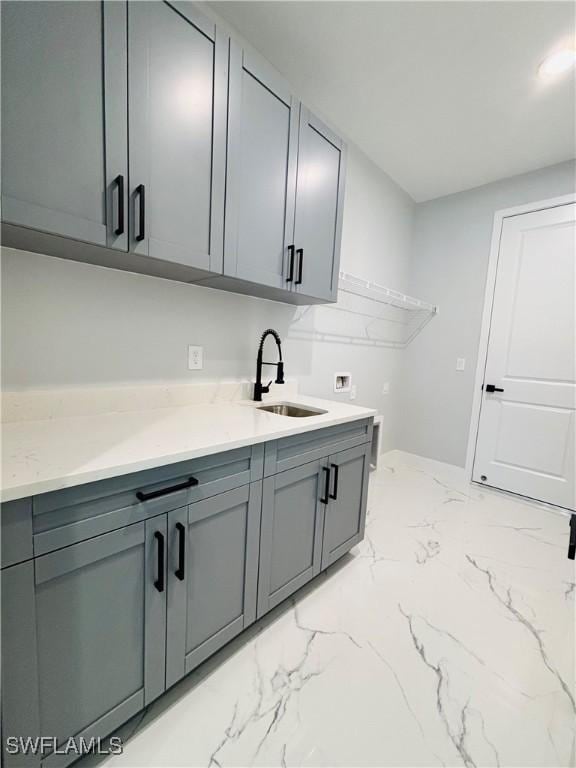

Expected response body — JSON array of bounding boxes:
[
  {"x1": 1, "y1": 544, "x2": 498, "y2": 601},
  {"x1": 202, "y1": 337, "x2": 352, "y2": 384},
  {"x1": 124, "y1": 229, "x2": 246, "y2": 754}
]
[
  {"x1": 223, "y1": 43, "x2": 299, "y2": 291},
  {"x1": 321, "y1": 444, "x2": 369, "y2": 570},
  {"x1": 128, "y1": 1, "x2": 227, "y2": 273},
  {"x1": 1, "y1": 0, "x2": 128, "y2": 251},
  {"x1": 292, "y1": 108, "x2": 346, "y2": 303},
  {"x1": 166, "y1": 484, "x2": 261, "y2": 688},
  {"x1": 257, "y1": 460, "x2": 326, "y2": 617},
  {"x1": 1, "y1": 519, "x2": 166, "y2": 768},
  {"x1": 1, "y1": 1, "x2": 347, "y2": 303},
  {"x1": 221, "y1": 48, "x2": 346, "y2": 304}
]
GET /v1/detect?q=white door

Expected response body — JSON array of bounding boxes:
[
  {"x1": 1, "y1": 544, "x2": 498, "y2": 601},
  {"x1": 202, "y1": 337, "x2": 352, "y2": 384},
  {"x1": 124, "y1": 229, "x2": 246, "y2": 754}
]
[{"x1": 473, "y1": 202, "x2": 576, "y2": 511}]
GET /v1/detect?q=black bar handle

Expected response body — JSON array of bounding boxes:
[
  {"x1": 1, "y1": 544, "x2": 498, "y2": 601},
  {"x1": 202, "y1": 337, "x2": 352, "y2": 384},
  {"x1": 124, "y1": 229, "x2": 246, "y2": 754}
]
[
  {"x1": 114, "y1": 174, "x2": 124, "y2": 236},
  {"x1": 295, "y1": 248, "x2": 304, "y2": 285},
  {"x1": 485, "y1": 384, "x2": 504, "y2": 393},
  {"x1": 329, "y1": 463, "x2": 339, "y2": 500},
  {"x1": 154, "y1": 531, "x2": 165, "y2": 593},
  {"x1": 175, "y1": 522, "x2": 186, "y2": 580},
  {"x1": 136, "y1": 184, "x2": 146, "y2": 241},
  {"x1": 136, "y1": 476, "x2": 199, "y2": 502},
  {"x1": 568, "y1": 514, "x2": 576, "y2": 561},
  {"x1": 320, "y1": 466, "x2": 331, "y2": 504},
  {"x1": 286, "y1": 245, "x2": 295, "y2": 282}
]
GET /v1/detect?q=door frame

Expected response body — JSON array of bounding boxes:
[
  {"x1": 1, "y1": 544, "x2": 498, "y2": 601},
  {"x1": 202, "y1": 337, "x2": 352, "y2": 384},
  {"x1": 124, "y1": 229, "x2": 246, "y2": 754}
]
[{"x1": 464, "y1": 193, "x2": 576, "y2": 484}]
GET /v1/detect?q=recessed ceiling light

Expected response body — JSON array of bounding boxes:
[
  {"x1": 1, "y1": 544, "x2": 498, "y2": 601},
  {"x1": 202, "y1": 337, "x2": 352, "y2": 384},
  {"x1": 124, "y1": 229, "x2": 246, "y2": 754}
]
[{"x1": 538, "y1": 48, "x2": 576, "y2": 79}]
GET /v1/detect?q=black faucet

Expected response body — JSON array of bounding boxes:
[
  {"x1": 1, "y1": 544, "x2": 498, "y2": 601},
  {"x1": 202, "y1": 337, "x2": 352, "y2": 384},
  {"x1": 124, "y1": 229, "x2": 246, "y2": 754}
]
[{"x1": 253, "y1": 329, "x2": 285, "y2": 401}]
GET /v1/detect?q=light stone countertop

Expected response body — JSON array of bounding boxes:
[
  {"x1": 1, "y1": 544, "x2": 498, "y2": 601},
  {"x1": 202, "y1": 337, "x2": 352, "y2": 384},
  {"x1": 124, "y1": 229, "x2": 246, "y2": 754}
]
[{"x1": 1, "y1": 395, "x2": 376, "y2": 502}]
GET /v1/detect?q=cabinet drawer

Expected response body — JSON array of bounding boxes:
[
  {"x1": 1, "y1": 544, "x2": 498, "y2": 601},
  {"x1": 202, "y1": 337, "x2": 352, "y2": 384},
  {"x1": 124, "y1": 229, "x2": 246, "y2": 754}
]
[
  {"x1": 31, "y1": 444, "x2": 264, "y2": 557},
  {"x1": 263, "y1": 418, "x2": 373, "y2": 476}
]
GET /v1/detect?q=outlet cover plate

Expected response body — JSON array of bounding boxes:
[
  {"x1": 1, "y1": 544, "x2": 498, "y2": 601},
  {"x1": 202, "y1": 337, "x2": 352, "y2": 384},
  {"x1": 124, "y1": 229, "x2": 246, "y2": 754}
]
[{"x1": 188, "y1": 346, "x2": 204, "y2": 370}]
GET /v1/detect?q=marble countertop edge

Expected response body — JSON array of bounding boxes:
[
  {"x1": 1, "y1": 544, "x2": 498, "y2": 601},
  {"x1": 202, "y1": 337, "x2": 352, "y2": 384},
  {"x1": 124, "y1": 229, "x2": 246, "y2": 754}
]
[{"x1": 1, "y1": 396, "x2": 377, "y2": 503}]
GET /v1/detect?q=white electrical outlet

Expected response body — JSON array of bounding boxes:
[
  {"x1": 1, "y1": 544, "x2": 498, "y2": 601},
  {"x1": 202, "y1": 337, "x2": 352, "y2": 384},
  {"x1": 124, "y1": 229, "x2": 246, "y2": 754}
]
[
  {"x1": 456, "y1": 358, "x2": 466, "y2": 371},
  {"x1": 350, "y1": 384, "x2": 357, "y2": 401},
  {"x1": 188, "y1": 345, "x2": 204, "y2": 370},
  {"x1": 381, "y1": 382, "x2": 390, "y2": 395}
]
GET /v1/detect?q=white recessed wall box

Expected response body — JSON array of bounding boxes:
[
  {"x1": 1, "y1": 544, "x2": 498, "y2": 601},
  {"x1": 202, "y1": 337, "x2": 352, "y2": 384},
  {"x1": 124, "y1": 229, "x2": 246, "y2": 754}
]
[{"x1": 334, "y1": 372, "x2": 352, "y2": 393}]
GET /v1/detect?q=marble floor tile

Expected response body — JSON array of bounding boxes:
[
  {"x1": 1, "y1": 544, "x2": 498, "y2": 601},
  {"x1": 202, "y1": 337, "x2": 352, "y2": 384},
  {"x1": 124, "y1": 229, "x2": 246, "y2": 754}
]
[{"x1": 100, "y1": 450, "x2": 575, "y2": 768}]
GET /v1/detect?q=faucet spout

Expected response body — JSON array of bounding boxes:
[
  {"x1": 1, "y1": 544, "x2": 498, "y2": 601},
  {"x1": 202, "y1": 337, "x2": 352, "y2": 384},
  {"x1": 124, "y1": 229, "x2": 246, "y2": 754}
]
[{"x1": 254, "y1": 329, "x2": 285, "y2": 401}]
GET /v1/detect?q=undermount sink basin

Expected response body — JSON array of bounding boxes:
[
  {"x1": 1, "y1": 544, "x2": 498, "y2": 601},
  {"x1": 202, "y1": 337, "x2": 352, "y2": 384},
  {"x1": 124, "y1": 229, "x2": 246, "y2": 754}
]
[{"x1": 257, "y1": 402, "x2": 327, "y2": 418}]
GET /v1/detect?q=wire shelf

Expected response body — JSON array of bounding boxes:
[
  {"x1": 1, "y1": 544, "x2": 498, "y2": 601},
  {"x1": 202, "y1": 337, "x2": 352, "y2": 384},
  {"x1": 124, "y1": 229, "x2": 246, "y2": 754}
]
[
  {"x1": 338, "y1": 271, "x2": 438, "y2": 313},
  {"x1": 288, "y1": 271, "x2": 438, "y2": 349}
]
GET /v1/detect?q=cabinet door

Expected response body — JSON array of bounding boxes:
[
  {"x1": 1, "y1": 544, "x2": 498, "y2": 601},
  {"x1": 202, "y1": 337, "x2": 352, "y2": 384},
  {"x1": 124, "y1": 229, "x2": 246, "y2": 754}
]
[
  {"x1": 1, "y1": 1, "x2": 128, "y2": 251},
  {"x1": 292, "y1": 107, "x2": 346, "y2": 302},
  {"x1": 322, "y1": 444, "x2": 369, "y2": 569},
  {"x1": 257, "y1": 460, "x2": 326, "y2": 617},
  {"x1": 224, "y1": 43, "x2": 299, "y2": 290},
  {"x1": 166, "y1": 484, "x2": 261, "y2": 688},
  {"x1": 1, "y1": 520, "x2": 166, "y2": 768},
  {"x1": 128, "y1": 1, "x2": 227, "y2": 272}
]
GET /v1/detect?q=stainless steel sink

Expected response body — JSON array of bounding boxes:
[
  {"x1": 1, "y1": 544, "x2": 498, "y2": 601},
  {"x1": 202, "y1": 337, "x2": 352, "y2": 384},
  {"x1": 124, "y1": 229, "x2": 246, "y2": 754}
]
[{"x1": 256, "y1": 402, "x2": 327, "y2": 417}]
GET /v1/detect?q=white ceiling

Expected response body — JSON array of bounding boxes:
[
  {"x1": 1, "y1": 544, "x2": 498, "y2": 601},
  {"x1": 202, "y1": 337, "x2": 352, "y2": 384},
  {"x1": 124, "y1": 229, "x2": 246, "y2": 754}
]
[{"x1": 208, "y1": 1, "x2": 576, "y2": 201}]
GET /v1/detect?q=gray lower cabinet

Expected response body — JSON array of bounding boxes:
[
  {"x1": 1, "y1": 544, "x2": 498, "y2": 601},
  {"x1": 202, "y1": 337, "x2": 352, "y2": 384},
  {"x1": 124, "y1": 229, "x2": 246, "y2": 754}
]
[
  {"x1": 257, "y1": 460, "x2": 326, "y2": 617},
  {"x1": 321, "y1": 443, "x2": 370, "y2": 569},
  {"x1": 1, "y1": 498, "x2": 33, "y2": 568},
  {"x1": 1, "y1": 0, "x2": 128, "y2": 251},
  {"x1": 257, "y1": 442, "x2": 370, "y2": 617},
  {"x1": 292, "y1": 108, "x2": 347, "y2": 303},
  {"x1": 128, "y1": 1, "x2": 227, "y2": 273},
  {"x1": 165, "y1": 484, "x2": 261, "y2": 687},
  {"x1": 1, "y1": 485, "x2": 262, "y2": 767},
  {"x1": 2, "y1": 518, "x2": 166, "y2": 768},
  {"x1": 1, "y1": 425, "x2": 370, "y2": 765}
]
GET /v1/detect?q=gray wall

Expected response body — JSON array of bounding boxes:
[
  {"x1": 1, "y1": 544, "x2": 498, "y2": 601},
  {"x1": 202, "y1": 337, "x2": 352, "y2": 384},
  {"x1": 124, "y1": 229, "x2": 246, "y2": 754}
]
[
  {"x1": 1, "y1": 145, "x2": 414, "y2": 453},
  {"x1": 398, "y1": 159, "x2": 576, "y2": 467}
]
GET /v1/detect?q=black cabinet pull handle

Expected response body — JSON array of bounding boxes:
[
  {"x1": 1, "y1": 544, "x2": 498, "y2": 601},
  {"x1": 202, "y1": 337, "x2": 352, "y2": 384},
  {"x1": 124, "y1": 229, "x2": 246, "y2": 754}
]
[
  {"x1": 114, "y1": 174, "x2": 124, "y2": 236},
  {"x1": 175, "y1": 522, "x2": 186, "y2": 580},
  {"x1": 154, "y1": 531, "x2": 165, "y2": 592},
  {"x1": 320, "y1": 466, "x2": 331, "y2": 504},
  {"x1": 568, "y1": 514, "x2": 576, "y2": 561},
  {"x1": 485, "y1": 384, "x2": 504, "y2": 393},
  {"x1": 136, "y1": 476, "x2": 199, "y2": 502},
  {"x1": 136, "y1": 184, "x2": 146, "y2": 241},
  {"x1": 286, "y1": 245, "x2": 295, "y2": 282},
  {"x1": 295, "y1": 248, "x2": 304, "y2": 285},
  {"x1": 329, "y1": 463, "x2": 339, "y2": 500}
]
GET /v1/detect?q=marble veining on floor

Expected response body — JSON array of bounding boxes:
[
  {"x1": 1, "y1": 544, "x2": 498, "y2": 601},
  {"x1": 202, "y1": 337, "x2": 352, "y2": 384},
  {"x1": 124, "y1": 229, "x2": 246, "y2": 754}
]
[{"x1": 100, "y1": 450, "x2": 575, "y2": 768}]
